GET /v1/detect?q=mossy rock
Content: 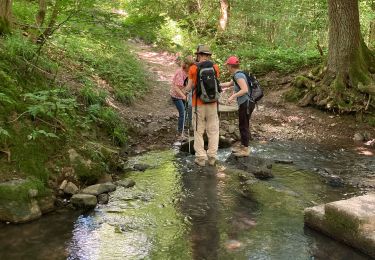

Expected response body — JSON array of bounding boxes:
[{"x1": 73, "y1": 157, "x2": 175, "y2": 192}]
[{"x1": 0, "y1": 179, "x2": 46, "y2": 223}]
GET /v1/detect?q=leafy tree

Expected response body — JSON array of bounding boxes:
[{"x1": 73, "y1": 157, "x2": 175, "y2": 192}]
[{"x1": 298, "y1": 0, "x2": 375, "y2": 112}]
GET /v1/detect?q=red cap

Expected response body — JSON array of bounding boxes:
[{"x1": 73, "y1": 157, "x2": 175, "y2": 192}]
[{"x1": 225, "y1": 56, "x2": 240, "y2": 65}]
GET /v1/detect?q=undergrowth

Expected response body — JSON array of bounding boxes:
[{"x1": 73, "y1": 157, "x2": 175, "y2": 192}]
[{"x1": 0, "y1": 2, "x2": 147, "y2": 198}]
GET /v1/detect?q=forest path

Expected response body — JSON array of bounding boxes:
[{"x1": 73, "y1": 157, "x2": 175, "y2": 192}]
[
  {"x1": 115, "y1": 40, "x2": 374, "y2": 154},
  {"x1": 115, "y1": 40, "x2": 181, "y2": 148}
]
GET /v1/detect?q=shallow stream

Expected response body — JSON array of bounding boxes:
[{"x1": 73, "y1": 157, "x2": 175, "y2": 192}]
[{"x1": 0, "y1": 141, "x2": 374, "y2": 259}]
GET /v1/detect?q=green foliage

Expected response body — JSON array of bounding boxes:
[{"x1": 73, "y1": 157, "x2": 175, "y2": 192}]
[
  {"x1": 80, "y1": 85, "x2": 108, "y2": 106},
  {"x1": 88, "y1": 104, "x2": 127, "y2": 146},
  {"x1": 367, "y1": 115, "x2": 375, "y2": 127},
  {"x1": 74, "y1": 161, "x2": 105, "y2": 185},
  {"x1": 27, "y1": 129, "x2": 59, "y2": 141},
  {"x1": 24, "y1": 89, "x2": 77, "y2": 120}
]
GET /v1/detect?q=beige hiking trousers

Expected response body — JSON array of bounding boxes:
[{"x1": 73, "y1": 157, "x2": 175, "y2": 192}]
[{"x1": 193, "y1": 104, "x2": 219, "y2": 159}]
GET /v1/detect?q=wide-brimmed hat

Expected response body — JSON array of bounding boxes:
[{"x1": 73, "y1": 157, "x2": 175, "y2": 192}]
[
  {"x1": 195, "y1": 44, "x2": 212, "y2": 55},
  {"x1": 225, "y1": 56, "x2": 240, "y2": 65}
]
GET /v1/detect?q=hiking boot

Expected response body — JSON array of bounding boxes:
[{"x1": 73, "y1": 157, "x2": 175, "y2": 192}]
[
  {"x1": 208, "y1": 157, "x2": 216, "y2": 166},
  {"x1": 233, "y1": 146, "x2": 250, "y2": 157},
  {"x1": 231, "y1": 145, "x2": 243, "y2": 153},
  {"x1": 195, "y1": 157, "x2": 206, "y2": 167}
]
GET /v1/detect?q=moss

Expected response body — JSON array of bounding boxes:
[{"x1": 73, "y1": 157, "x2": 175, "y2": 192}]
[
  {"x1": 0, "y1": 178, "x2": 47, "y2": 203},
  {"x1": 284, "y1": 88, "x2": 305, "y2": 102},
  {"x1": 75, "y1": 161, "x2": 105, "y2": 185}
]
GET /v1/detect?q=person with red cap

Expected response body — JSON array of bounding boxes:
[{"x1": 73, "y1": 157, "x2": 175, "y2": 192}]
[{"x1": 220, "y1": 56, "x2": 255, "y2": 157}]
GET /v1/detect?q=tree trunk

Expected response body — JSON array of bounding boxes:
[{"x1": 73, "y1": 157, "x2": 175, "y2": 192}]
[
  {"x1": 0, "y1": 0, "x2": 12, "y2": 34},
  {"x1": 36, "y1": 0, "x2": 47, "y2": 27},
  {"x1": 38, "y1": 0, "x2": 60, "y2": 43},
  {"x1": 369, "y1": 1, "x2": 375, "y2": 47},
  {"x1": 218, "y1": 0, "x2": 230, "y2": 31},
  {"x1": 300, "y1": 0, "x2": 375, "y2": 112}
]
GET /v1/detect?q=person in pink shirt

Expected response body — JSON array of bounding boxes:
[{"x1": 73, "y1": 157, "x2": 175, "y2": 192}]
[{"x1": 170, "y1": 56, "x2": 194, "y2": 140}]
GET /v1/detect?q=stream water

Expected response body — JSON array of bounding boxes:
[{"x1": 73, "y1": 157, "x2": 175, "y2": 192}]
[{"x1": 0, "y1": 141, "x2": 374, "y2": 260}]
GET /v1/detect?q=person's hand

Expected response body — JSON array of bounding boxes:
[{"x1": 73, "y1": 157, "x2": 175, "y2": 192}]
[
  {"x1": 183, "y1": 94, "x2": 187, "y2": 101},
  {"x1": 227, "y1": 95, "x2": 235, "y2": 104}
]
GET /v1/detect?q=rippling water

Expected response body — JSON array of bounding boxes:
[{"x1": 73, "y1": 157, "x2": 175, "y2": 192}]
[{"x1": 0, "y1": 141, "x2": 373, "y2": 260}]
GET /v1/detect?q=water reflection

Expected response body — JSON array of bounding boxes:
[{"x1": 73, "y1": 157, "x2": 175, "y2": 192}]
[{"x1": 180, "y1": 166, "x2": 220, "y2": 260}]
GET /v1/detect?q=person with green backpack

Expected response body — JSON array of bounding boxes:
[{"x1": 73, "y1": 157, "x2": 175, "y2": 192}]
[
  {"x1": 220, "y1": 56, "x2": 263, "y2": 157},
  {"x1": 184, "y1": 45, "x2": 221, "y2": 166}
]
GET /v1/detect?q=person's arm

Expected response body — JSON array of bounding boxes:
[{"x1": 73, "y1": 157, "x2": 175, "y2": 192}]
[
  {"x1": 173, "y1": 84, "x2": 187, "y2": 100},
  {"x1": 220, "y1": 80, "x2": 234, "y2": 91},
  {"x1": 228, "y1": 78, "x2": 248, "y2": 103}
]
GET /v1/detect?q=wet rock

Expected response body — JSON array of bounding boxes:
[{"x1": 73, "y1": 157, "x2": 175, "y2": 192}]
[
  {"x1": 98, "y1": 194, "x2": 109, "y2": 204},
  {"x1": 219, "y1": 136, "x2": 233, "y2": 148},
  {"x1": 0, "y1": 180, "x2": 43, "y2": 223},
  {"x1": 226, "y1": 154, "x2": 273, "y2": 180},
  {"x1": 327, "y1": 175, "x2": 344, "y2": 187},
  {"x1": 304, "y1": 194, "x2": 375, "y2": 258},
  {"x1": 0, "y1": 199, "x2": 42, "y2": 224},
  {"x1": 180, "y1": 137, "x2": 234, "y2": 154},
  {"x1": 63, "y1": 182, "x2": 79, "y2": 195},
  {"x1": 71, "y1": 194, "x2": 97, "y2": 209},
  {"x1": 116, "y1": 179, "x2": 136, "y2": 188},
  {"x1": 133, "y1": 164, "x2": 150, "y2": 172},
  {"x1": 37, "y1": 194, "x2": 56, "y2": 214},
  {"x1": 81, "y1": 183, "x2": 116, "y2": 196},
  {"x1": 274, "y1": 159, "x2": 294, "y2": 164}
]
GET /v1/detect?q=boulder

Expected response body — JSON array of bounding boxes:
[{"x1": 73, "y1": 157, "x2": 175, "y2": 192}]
[
  {"x1": 304, "y1": 194, "x2": 375, "y2": 258},
  {"x1": 0, "y1": 199, "x2": 42, "y2": 223},
  {"x1": 81, "y1": 183, "x2": 116, "y2": 196},
  {"x1": 63, "y1": 182, "x2": 79, "y2": 195},
  {"x1": 71, "y1": 194, "x2": 97, "y2": 209},
  {"x1": 133, "y1": 164, "x2": 150, "y2": 172},
  {"x1": 116, "y1": 179, "x2": 136, "y2": 188},
  {"x1": 59, "y1": 180, "x2": 68, "y2": 190},
  {"x1": 0, "y1": 180, "x2": 43, "y2": 223},
  {"x1": 37, "y1": 194, "x2": 56, "y2": 214}
]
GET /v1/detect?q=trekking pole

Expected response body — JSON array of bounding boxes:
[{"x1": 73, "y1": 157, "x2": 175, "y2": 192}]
[
  {"x1": 182, "y1": 103, "x2": 187, "y2": 140},
  {"x1": 187, "y1": 105, "x2": 191, "y2": 154}
]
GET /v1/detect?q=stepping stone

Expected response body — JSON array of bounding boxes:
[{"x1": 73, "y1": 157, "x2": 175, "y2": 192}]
[
  {"x1": 304, "y1": 194, "x2": 375, "y2": 258},
  {"x1": 81, "y1": 183, "x2": 116, "y2": 196},
  {"x1": 71, "y1": 194, "x2": 97, "y2": 209}
]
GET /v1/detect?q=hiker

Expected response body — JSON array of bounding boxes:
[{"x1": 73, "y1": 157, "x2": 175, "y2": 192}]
[
  {"x1": 185, "y1": 45, "x2": 221, "y2": 166},
  {"x1": 170, "y1": 56, "x2": 194, "y2": 140},
  {"x1": 220, "y1": 56, "x2": 255, "y2": 157}
]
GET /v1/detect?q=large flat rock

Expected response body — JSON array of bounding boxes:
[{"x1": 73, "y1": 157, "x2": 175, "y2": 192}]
[{"x1": 304, "y1": 194, "x2": 375, "y2": 258}]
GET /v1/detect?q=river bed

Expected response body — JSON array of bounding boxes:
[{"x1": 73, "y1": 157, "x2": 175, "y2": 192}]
[{"x1": 0, "y1": 141, "x2": 373, "y2": 260}]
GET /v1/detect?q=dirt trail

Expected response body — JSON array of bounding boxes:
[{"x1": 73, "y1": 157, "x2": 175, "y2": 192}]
[
  {"x1": 116, "y1": 40, "x2": 181, "y2": 149},
  {"x1": 117, "y1": 41, "x2": 374, "y2": 156}
]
